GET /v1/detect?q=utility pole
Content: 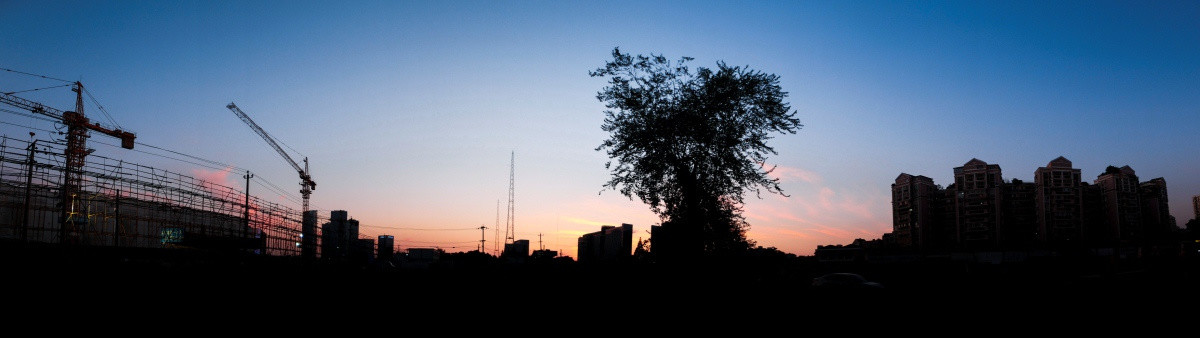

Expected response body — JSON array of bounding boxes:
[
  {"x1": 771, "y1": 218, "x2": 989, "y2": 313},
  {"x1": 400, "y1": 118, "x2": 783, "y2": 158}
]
[
  {"x1": 243, "y1": 171, "x2": 253, "y2": 241},
  {"x1": 22, "y1": 132, "x2": 35, "y2": 242},
  {"x1": 494, "y1": 200, "x2": 500, "y2": 256},
  {"x1": 478, "y1": 224, "x2": 487, "y2": 253}
]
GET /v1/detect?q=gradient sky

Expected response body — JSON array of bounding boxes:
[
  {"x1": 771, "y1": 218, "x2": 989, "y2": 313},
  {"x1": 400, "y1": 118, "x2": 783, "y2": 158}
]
[{"x1": 2, "y1": 0, "x2": 1198, "y2": 257}]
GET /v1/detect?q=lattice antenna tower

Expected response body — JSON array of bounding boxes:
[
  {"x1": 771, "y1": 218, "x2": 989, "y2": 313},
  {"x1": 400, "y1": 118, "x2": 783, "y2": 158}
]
[{"x1": 504, "y1": 151, "x2": 515, "y2": 245}]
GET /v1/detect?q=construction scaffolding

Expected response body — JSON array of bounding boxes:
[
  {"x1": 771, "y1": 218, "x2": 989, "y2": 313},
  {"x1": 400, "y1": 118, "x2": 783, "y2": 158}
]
[{"x1": 0, "y1": 134, "x2": 320, "y2": 258}]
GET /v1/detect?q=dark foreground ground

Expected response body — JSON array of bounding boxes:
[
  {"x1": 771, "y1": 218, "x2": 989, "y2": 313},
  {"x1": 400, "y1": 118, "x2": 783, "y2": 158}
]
[{"x1": 3, "y1": 243, "x2": 1197, "y2": 326}]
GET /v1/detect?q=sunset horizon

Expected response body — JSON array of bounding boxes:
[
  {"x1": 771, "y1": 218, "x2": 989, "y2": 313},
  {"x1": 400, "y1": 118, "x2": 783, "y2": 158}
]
[{"x1": 2, "y1": 0, "x2": 1197, "y2": 260}]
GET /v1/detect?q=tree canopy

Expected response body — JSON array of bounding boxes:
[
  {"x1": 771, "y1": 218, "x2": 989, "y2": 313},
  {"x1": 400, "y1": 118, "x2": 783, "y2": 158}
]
[{"x1": 590, "y1": 48, "x2": 803, "y2": 259}]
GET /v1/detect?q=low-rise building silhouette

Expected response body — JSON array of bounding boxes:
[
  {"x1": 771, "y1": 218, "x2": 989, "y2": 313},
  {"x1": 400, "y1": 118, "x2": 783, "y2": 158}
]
[
  {"x1": 530, "y1": 249, "x2": 558, "y2": 262},
  {"x1": 577, "y1": 223, "x2": 632, "y2": 263},
  {"x1": 401, "y1": 248, "x2": 440, "y2": 268},
  {"x1": 503, "y1": 239, "x2": 530, "y2": 262}
]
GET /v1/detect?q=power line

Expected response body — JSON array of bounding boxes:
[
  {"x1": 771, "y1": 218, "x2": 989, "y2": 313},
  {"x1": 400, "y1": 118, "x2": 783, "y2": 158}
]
[
  {"x1": 0, "y1": 121, "x2": 56, "y2": 135},
  {"x1": 401, "y1": 240, "x2": 480, "y2": 245},
  {"x1": 91, "y1": 139, "x2": 232, "y2": 174},
  {"x1": 3, "y1": 84, "x2": 71, "y2": 95},
  {"x1": 135, "y1": 141, "x2": 245, "y2": 172},
  {"x1": 2, "y1": 67, "x2": 122, "y2": 129},
  {"x1": 252, "y1": 174, "x2": 303, "y2": 204},
  {"x1": 361, "y1": 225, "x2": 479, "y2": 231},
  {"x1": 1, "y1": 67, "x2": 71, "y2": 83}
]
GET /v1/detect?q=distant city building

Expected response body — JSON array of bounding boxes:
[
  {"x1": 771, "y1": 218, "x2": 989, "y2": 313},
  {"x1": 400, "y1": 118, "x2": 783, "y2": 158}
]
[
  {"x1": 1034, "y1": 157, "x2": 1084, "y2": 247},
  {"x1": 403, "y1": 248, "x2": 441, "y2": 268},
  {"x1": 577, "y1": 223, "x2": 633, "y2": 263},
  {"x1": 378, "y1": 235, "x2": 395, "y2": 261},
  {"x1": 503, "y1": 239, "x2": 530, "y2": 261},
  {"x1": 814, "y1": 238, "x2": 880, "y2": 263},
  {"x1": 346, "y1": 218, "x2": 360, "y2": 249},
  {"x1": 320, "y1": 210, "x2": 346, "y2": 260},
  {"x1": 351, "y1": 238, "x2": 374, "y2": 264},
  {"x1": 953, "y1": 158, "x2": 1005, "y2": 250},
  {"x1": 320, "y1": 210, "x2": 362, "y2": 262},
  {"x1": 1193, "y1": 194, "x2": 1200, "y2": 222},
  {"x1": 302, "y1": 210, "x2": 319, "y2": 261},
  {"x1": 530, "y1": 249, "x2": 558, "y2": 261}
]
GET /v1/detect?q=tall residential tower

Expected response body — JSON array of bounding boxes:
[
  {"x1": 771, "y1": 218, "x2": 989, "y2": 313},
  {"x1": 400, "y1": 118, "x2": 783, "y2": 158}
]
[{"x1": 1034, "y1": 157, "x2": 1084, "y2": 247}]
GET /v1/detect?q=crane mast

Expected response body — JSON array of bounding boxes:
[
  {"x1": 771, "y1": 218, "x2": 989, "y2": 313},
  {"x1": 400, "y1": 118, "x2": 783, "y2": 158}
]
[{"x1": 225, "y1": 102, "x2": 316, "y2": 216}]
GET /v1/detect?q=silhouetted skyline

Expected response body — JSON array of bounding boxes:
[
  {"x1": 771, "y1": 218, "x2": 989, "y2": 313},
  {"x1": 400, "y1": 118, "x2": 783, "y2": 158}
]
[{"x1": 2, "y1": 1, "x2": 1197, "y2": 257}]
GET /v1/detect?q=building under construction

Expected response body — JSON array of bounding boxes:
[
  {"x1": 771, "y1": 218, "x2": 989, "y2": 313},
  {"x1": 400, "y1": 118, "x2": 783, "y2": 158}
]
[{"x1": 0, "y1": 135, "x2": 317, "y2": 263}]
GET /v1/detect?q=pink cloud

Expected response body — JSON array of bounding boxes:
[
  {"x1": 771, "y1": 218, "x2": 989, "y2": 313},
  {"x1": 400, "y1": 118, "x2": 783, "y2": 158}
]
[
  {"x1": 818, "y1": 187, "x2": 836, "y2": 209},
  {"x1": 740, "y1": 172, "x2": 895, "y2": 254},
  {"x1": 775, "y1": 228, "x2": 811, "y2": 239},
  {"x1": 193, "y1": 166, "x2": 237, "y2": 188},
  {"x1": 805, "y1": 223, "x2": 858, "y2": 239},
  {"x1": 748, "y1": 203, "x2": 809, "y2": 224}
]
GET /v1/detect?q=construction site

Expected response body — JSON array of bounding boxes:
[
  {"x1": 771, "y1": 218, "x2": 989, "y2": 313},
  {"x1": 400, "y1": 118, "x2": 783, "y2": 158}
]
[{"x1": 0, "y1": 77, "x2": 339, "y2": 278}]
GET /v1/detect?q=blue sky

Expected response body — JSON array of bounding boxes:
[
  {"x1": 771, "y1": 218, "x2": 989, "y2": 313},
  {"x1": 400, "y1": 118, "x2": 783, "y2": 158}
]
[{"x1": 3, "y1": 0, "x2": 1198, "y2": 256}]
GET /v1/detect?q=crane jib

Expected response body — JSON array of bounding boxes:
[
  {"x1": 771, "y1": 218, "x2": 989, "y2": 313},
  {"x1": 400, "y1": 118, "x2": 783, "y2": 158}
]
[{"x1": 225, "y1": 102, "x2": 316, "y2": 213}]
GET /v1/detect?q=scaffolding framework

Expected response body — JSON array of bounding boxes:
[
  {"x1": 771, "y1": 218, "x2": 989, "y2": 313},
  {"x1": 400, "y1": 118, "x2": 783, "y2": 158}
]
[{"x1": 0, "y1": 135, "x2": 326, "y2": 258}]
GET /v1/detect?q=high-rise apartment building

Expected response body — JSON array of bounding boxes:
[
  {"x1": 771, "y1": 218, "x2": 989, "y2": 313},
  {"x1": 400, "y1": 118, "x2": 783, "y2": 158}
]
[
  {"x1": 890, "y1": 157, "x2": 1175, "y2": 253},
  {"x1": 1193, "y1": 194, "x2": 1200, "y2": 223},
  {"x1": 1140, "y1": 177, "x2": 1173, "y2": 238},
  {"x1": 1004, "y1": 178, "x2": 1038, "y2": 248},
  {"x1": 953, "y1": 159, "x2": 1005, "y2": 250},
  {"x1": 892, "y1": 173, "x2": 941, "y2": 250},
  {"x1": 377, "y1": 235, "x2": 394, "y2": 261},
  {"x1": 1094, "y1": 166, "x2": 1144, "y2": 245},
  {"x1": 1034, "y1": 157, "x2": 1084, "y2": 247}
]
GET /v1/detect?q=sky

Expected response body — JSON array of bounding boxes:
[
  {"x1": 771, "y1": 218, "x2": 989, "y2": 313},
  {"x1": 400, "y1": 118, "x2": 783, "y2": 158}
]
[{"x1": 2, "y1": 0, "x2": 1198, "y2": 258}]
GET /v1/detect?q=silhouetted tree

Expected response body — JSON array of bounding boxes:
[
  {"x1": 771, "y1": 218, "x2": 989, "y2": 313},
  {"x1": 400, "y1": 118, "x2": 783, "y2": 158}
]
[
  {"x1": 590, "y1": 47, "x2": 803, "y2": 261},
  {"x1": 633, "y1": 237, "x2": 653, "y2": 263}
]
